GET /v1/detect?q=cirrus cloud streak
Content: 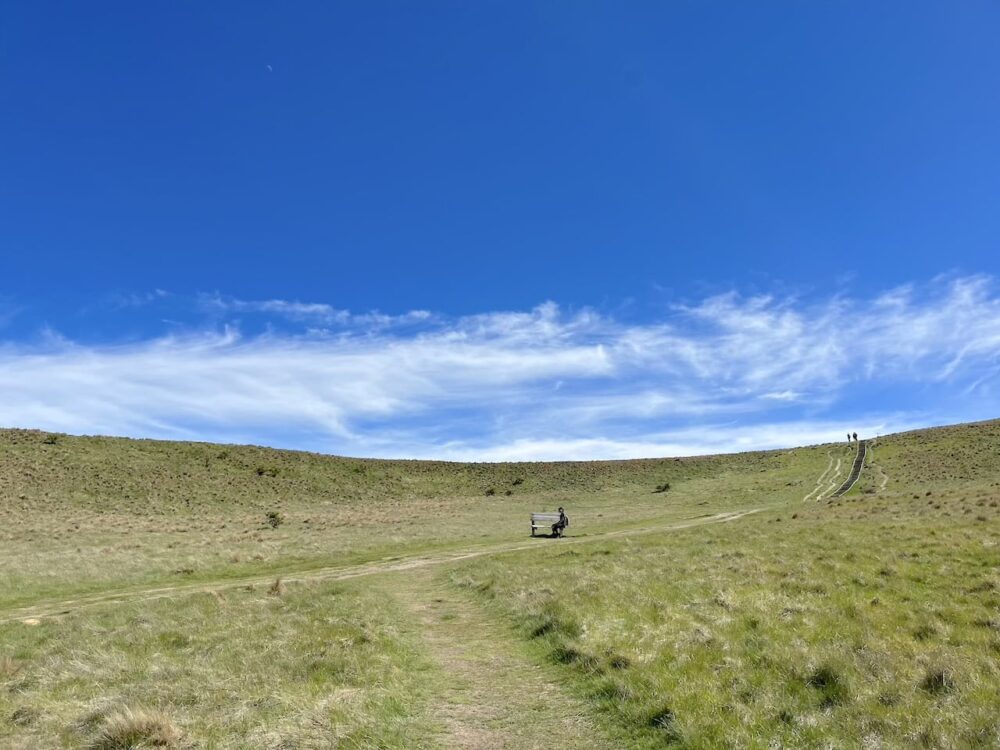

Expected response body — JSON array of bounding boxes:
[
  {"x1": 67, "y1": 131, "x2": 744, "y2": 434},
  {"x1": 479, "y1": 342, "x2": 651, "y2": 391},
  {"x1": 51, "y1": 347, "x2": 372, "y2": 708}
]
[{"x1": 1, "y1": 275, "x2": 999, "y2": 459}]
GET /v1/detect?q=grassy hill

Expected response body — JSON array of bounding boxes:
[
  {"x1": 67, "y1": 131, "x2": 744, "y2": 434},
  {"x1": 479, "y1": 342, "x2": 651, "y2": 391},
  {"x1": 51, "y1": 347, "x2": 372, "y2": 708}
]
[
  {"x1": 0, "y1": 426, "x2": 816, "y2": 508},
  {"x1": 1, "y1": 419, "x2": 999, "y2": 747},
  {"x1": 0, "y1": 427, "x2": 824, "y2": 608}
]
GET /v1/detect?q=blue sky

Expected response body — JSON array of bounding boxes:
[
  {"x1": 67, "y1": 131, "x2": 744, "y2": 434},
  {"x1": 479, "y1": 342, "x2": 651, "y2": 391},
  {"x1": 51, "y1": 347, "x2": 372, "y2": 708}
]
[{"x1": 2, "y1": 3, "x2": 999, "y2": 459}]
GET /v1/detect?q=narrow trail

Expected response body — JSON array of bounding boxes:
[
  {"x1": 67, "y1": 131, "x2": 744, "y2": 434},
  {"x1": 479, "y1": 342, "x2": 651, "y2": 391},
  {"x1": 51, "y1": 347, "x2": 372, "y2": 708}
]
[
  {"x1": 814, "y1": 457, "x2": 844, "y2": 500},
  {"x1": 868, "y1": 442, "x2": 889, "y2": 492},
  {"x1": 390, "y1": 571, "x2": 614, "y2": 750},
  {"x1": 876, "y1": 463, "x2": 889, "y2": 492},
  {"x1": 1, "y1": 508, "x2": 761, "y2": 625},
  {"x1": 801, "y1": 452, "x2": 834, "y2": 502}
]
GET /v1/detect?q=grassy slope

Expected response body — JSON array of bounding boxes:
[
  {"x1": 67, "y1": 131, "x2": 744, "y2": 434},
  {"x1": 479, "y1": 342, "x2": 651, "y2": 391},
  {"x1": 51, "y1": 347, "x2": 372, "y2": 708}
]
[
  {"x1": 454, "y1": 420, "x2": 1000, "y2": 748},
  {"x1": 2, "y1": 420, "x2": 999, "y2": 747},
  {"x1": 0, "y1": 426, "x2": 826, "y2": 747},
  {"x1": 0, "y1": 428, "x2": 824, "y2": 607}
]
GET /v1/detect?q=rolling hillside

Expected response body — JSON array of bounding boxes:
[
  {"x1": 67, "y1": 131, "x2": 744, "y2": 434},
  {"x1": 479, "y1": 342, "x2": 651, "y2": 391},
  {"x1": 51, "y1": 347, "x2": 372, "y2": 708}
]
[{"x1": 2, "y1": 419, "x2": 999, "y2": 747}]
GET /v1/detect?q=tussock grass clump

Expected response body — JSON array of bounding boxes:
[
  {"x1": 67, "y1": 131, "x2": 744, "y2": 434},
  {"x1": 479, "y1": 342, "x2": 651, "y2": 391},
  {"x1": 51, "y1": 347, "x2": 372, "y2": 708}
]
[
  {"x1": 10, "y1": 705, "x2": 40, "y2": 726},
  {"x1": 920, "y1": 666, "x2": 956, "y2": 695},
  {"x1": 267, "y1": 576, "x2": 286, "y2": 596},
  {"x1": 526, "y1": 605, "x2": 581, "y2": 641},
  {"x1": 592, "y1": 677, "x2": 635, "y2": 703},
  {"x1": 805, "y1": 663, "x2": 848, "y2": 707},
  {"x1": 912, "y1": 623, "x2": 937, "y2": 641},
  {"x1": 1, "y1": 655, "x2": 24, "y2": 680},
  {"x1": 551, "y1": 645, "x2": 601, "y2": 672},
  {"x1": 86, "y1": 706, "x2": 183, "y2": 749},
  {"x1": 607, "y1": 653, "x2": 631, "y2": 670},
  {"x1": 647, "y1": 706, "x2": 682, "y2": 742}
]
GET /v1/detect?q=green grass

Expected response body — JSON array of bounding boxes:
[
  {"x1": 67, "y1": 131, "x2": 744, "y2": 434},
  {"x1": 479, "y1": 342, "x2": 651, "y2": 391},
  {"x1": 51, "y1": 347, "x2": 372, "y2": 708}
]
[
  {"x1": 3, "y1": 419, "x2": 1000, "y2": 747},
  {"x1": 450, "y1": 421, "x2": 1000, "y2": 747},
  {"x1": 0, "y1": 579, "x2": 436, "y2": 748},
  {"x1": 0, "y1": 428, "x2": 824, "y2": 608}
]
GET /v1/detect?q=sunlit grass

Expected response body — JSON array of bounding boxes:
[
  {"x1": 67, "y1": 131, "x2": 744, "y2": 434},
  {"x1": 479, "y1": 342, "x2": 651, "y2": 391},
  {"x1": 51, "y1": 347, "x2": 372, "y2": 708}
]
[
  {"x1": 451, "y1": 420, "x2": 1000, "y2": 747},
  {"x1": 0, "y1": 580, "x2": 436, "y2": 748},
  {"x1": 4, "y1": 420, "x2": 1000, "y2": 746}
]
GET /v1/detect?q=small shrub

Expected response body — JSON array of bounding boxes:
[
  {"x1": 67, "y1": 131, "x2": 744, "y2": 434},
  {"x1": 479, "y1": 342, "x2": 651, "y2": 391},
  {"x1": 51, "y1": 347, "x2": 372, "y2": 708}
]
[
  {"x1": 529, "y1": 608, "x2": 581, "y2": 640},
  {"x1": 268, "y1": 577, "x2": 286, "y2": 597},
  {"x1": 265, "y1": 511, "x2": 284, "y2": 528},
  {"x1": 484, "y1": 488, "x2": 496, "y2": 497},
  {"x1": 920, "y1": 667, "x2": 955, "y2": 695},
  {"x1": 806, "y1": 664, "x2": 848, "y2": 706},
  {"x1": 653, "y1": 482, "x2": 671, "y2": 493},
  {"x1": 593, "y1": 677, "x2": 635, "y2": 702},
  {"x1": 608, "y1": 653, "x2": 631, "y2": 670},
  {"x1": 648, "y1": 706, "x2": 682, "y2": 741},
  {"x1": 512, "y1": 477, "x2": 524, "y2": 486},
  {"x1": 255, "y1": 466, "x2": 279, "y2": 478},
  {"x1": 551, "y1": 645, "x2": 583, "y2": 664},
  {"x1": 41, "y1": 434, "x2": 58, "y2": 445},
  {"x1": 87, "y1": 706, "x2": 182, "y2": 749}
]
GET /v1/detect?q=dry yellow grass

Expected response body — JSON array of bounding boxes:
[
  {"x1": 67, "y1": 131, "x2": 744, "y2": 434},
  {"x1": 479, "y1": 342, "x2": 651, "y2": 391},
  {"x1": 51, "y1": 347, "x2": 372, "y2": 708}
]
[
  {"x1": 86, "y1": 706, "x2": 183, "y2": 750},
  {"x1": 3, "y1": 419, "x2": 1000, "y2": 747}
]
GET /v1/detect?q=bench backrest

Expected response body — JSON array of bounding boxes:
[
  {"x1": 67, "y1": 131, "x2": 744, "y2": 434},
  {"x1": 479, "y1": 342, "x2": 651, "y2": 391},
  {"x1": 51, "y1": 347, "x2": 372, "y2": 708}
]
[{"x1": 531, "y1": 513, "x2": 562, "y2": 523}]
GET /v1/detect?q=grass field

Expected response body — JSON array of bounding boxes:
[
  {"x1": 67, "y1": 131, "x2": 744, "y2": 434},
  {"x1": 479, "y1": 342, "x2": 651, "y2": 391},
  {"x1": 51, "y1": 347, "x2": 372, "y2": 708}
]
[{"x1": 2, "y1": 420, "x2": 999, "y2": 747}]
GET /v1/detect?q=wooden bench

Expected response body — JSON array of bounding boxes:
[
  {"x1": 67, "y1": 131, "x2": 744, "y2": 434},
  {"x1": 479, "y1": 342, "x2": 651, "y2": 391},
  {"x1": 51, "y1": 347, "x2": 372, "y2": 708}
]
[{"x1": 530, "y1": 512, "x2": 566, "y2": 537}]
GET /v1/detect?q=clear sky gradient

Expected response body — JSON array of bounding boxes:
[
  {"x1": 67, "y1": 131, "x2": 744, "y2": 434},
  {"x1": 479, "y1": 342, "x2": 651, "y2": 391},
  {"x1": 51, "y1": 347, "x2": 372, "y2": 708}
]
[{"x1": 2, "y1": 3, "x2": 999, "y2": 459}]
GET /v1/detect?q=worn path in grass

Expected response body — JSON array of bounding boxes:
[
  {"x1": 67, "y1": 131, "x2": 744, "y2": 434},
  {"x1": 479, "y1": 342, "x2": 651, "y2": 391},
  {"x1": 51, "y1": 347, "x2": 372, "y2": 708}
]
[
  {"x1": 1, "y1": 509, "x2": 761, "y2": 624},
  {"x1": 388, "y1": 569, "x2": 614, "y2": 750},
  {"x1": 801, "y1": 450, "x2": 835, "y2": 502}
]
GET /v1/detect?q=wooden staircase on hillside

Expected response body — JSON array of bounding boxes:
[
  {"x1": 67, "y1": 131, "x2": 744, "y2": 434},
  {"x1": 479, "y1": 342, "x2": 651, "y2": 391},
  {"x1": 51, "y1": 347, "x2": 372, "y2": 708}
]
[{"x1": 832, "y1": 440, "x2": 867, "y2": 497}]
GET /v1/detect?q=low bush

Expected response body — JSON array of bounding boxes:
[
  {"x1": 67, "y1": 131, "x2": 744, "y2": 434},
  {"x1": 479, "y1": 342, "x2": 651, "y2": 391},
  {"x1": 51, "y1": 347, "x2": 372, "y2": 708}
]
[{"x1": 87, "y1": 706, "x2": 183, "y2": 749}]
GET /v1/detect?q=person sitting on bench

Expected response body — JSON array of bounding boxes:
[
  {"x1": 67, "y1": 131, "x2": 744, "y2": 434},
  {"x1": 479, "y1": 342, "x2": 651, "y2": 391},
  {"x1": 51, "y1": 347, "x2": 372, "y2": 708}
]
[{"x1": 551, "y1": 507, "x2": 569, "y2": 537}]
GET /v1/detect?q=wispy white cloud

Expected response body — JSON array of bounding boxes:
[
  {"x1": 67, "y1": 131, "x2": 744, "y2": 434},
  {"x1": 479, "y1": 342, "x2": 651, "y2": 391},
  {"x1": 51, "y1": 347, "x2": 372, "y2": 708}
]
[
  {"x1": 407, "y1": 417, "x2": 926, "y2": 462},
  {"x1": 1, "y1": 276, "x2": 999, "y2": 459},
  {"x1": 109, "y1": 289, "x2": 171, "y2": 308},
  {"x1": 198, "y1": 293, "x2": 434, "y2": 329}
]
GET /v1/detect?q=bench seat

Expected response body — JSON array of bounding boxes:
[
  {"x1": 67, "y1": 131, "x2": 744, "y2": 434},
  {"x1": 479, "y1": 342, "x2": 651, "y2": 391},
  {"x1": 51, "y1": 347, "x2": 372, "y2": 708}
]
[{"x1": 530, "y1": 512, "x2": 565, "y2": 537}]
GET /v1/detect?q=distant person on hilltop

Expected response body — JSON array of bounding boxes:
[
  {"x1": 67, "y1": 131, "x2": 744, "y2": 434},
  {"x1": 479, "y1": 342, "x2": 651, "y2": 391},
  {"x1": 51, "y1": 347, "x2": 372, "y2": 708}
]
[
  {"x1": 853, "y1": 432, "x2": 858, "y2": 442},
  {"x1": 847, "y1": 432, "x2": 851, "y2": 444},
  {"x1": 552, "y1": 507, "x2": 569, "y2": 537}
]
